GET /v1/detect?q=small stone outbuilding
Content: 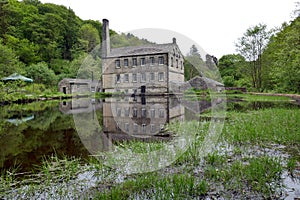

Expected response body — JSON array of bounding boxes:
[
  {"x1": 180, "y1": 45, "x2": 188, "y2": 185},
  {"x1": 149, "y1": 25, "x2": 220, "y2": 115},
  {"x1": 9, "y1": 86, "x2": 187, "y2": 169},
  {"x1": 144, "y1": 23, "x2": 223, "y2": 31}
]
[{"x1": 58, "y1": 78, "x2": 101, "y2": 94}]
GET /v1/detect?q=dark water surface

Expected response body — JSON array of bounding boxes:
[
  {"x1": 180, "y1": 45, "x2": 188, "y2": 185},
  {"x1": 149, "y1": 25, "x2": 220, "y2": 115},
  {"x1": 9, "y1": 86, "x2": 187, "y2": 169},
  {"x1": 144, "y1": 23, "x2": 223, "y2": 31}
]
[{"x1": 0, "y1": 101, "x2": 91, "y2": 173}]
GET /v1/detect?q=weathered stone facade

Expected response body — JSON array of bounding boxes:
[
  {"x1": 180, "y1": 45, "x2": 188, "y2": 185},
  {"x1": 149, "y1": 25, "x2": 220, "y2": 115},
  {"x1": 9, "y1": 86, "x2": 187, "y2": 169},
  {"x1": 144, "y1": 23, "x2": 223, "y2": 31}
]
[
  {"x1": 58, "y1": 78, "x2": 101, "y2": 94},
  {"x1": 101, "y1": 19, "x2": 185, "y2": 95}
]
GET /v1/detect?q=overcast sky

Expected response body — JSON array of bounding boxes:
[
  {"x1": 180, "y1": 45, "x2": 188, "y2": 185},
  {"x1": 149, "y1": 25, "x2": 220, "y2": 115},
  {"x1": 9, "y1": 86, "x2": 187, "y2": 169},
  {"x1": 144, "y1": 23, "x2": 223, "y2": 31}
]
[{"x1": 39, "y1": 0, "x2": 297, "y2": 58}]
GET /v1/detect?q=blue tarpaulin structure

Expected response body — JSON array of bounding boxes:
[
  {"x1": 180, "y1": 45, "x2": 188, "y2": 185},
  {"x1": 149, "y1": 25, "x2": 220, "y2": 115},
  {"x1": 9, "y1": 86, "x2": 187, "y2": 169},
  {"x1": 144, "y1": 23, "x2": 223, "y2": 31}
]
[{"x1": 2, "y1": 73, "x2": 33, "y2": 82}]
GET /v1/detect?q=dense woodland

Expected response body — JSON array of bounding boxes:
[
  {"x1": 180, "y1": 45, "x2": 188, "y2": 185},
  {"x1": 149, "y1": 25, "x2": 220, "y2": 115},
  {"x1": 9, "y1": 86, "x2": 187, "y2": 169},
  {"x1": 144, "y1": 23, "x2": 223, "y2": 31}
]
[
  {"x1": 0, "y1": 0, "x2": 299, "y2": 94},
  {"x1": 0, "y1": 0, "x2": 150, "y2": 93}
]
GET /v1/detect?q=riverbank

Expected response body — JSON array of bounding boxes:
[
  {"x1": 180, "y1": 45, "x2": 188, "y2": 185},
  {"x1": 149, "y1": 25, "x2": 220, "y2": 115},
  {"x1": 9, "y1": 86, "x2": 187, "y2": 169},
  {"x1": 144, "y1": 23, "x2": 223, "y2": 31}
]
[
  {"x1": 248, "y1": 92, "x2": 300, "y2": 101},
  {"x1": 0, "y1": 92, "x2": 112, "y2": 105}
]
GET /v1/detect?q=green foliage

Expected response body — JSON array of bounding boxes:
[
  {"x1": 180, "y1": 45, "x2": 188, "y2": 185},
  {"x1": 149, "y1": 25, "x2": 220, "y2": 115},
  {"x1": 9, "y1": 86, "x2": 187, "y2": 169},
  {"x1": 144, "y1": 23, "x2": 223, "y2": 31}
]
[
  {"x1": 0, "y1": 40, "x2": 24, "y2": 77},
  {"x1": 262, "y1": 16, "x2": 300, "y2": 93},
  {"x1": 218, "y1": 54, "x2": 246, "y2": 87},
  {"x1": 25, "y1": 62, "x2": 57, "y2": 87},
  {"x1": 184, "y1": 45, "x2": 205, "y2": 80},
  {"x1": 5, "y1": 35, "x2": 39, "y2": 65},
  {"x1": 233, "y1": 13, "x2": 300, "y2": 93},
  {"x1": 79, "y1": 24, "x2": 100, "y2": 52},
  {"x1": 0, "y1": 0, "x2": 155, "y2": 98},
  {"x1": 111, "y1": 33, "x2": 152, "y2": 48},
  {"x1": 236, "y1": 24, "x2": 271, "y2": 91}
]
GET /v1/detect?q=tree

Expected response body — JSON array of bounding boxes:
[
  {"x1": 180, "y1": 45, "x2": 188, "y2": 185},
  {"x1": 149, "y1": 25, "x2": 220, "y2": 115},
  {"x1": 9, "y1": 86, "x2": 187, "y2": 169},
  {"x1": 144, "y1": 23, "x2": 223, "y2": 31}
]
[
  {"x1": 62, "y1": 8, "x2": 81, "y2": 60},
  {"x1": 5, "y1": 35, "x2": 39, "y2": 64},
  {"x1": 293, "y1": 2, "x2": 300, "y2": 18},
  {"x1": 0, "y1": 40, "x2": 23, "y2": 77},
  {"x1": 184, "y1": 45, "x2": 205, "y2": 80},
  {"x1": 25, "y1": 62, "x2": 57, "y2": 87},
  {"x1": 236, "y1": 24, "x2": 271, "y2": 91},
  {"x1": 79, "y1": 24, "x2": 100, "y2": 52},
  {"x1": 262, "y1": 16, "x2": 300, "y2": 93},
  {"x1": 218, "y1": 54, "x2": 246, "y2": 87}
]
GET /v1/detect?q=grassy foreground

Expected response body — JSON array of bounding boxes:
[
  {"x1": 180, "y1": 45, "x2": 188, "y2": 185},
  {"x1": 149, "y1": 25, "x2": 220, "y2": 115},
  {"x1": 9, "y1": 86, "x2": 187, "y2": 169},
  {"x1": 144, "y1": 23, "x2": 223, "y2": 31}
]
[{"x1": 1, "y1": 99, "x2": 300, "y2": 199}]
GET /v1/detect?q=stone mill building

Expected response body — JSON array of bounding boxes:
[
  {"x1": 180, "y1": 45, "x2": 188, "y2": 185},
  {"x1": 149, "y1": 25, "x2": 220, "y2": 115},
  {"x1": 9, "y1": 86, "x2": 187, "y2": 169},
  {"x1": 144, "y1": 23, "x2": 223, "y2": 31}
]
[{"x1": 101, "y1": 19, "x2": 185, "y2": 95}]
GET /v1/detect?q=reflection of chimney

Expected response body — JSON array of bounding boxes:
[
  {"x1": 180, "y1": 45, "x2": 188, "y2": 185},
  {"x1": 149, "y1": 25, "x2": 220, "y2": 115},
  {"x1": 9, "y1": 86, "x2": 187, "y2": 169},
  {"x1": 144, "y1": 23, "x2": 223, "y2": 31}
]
[
  {"x1": 172, "y1": 37, "x2": 176, "y2": 44},
  {"x1": 101, "y1": 19, "x2": 110, "y2": 58}
]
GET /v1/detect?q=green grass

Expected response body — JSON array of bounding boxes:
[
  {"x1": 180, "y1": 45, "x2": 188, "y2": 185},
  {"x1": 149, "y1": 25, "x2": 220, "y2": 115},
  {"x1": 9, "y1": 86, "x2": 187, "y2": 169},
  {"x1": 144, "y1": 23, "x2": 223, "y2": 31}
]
[
  {"x1": 95, "y1": 173, "x2": 208, "y2": 199},
  {"x1": 203, "y1": 155, "x2": 283, "y2": 197},
  {"x1": 222, "y1": 108, "x2": 300, "y2": 145},
  {"x1": 227, "y1": 93, "x2": 293, "y2": 101}
]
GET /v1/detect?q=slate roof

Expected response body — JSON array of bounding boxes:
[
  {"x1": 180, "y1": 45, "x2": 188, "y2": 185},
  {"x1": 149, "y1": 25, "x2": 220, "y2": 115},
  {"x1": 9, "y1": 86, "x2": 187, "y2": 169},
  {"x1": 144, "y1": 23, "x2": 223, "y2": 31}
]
[{"x1": 107, "y1": 43, "x2": 182, "y2": 58}]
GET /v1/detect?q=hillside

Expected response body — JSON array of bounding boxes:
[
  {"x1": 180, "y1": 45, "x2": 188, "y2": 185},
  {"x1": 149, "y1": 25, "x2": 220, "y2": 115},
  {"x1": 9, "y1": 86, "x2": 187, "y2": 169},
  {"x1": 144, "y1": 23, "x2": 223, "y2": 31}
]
[{"x1": 0, "y1": 0, "x2": 151, "y2": 88}]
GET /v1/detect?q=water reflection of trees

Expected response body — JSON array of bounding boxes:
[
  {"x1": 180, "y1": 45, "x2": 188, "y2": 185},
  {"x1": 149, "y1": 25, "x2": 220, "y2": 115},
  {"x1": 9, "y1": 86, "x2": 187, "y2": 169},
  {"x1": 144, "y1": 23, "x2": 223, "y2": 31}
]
[{"x1": 0, "y1": 101, "x2": 89, "y2": 173}]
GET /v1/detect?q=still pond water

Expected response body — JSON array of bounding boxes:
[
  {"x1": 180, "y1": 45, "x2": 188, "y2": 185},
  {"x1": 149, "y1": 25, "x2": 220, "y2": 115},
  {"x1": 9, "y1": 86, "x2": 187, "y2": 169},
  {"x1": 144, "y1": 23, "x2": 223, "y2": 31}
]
[{"x1": 0, "y1": 96, "x2": 299, "y2": 174}]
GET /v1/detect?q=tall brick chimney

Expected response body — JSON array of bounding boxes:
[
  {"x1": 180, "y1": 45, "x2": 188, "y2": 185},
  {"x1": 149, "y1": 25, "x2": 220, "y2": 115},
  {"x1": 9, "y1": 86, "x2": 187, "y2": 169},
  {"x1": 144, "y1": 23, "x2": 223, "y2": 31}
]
[{"x1": 101, "y1": 19, "x2": 110, "y2": 58}]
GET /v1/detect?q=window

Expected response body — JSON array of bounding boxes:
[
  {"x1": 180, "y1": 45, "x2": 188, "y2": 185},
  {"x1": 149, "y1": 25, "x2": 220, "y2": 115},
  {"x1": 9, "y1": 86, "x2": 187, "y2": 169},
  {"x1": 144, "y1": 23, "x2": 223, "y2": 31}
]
[
  {"x1": 176, "y1": 59, "x2": 178, "y2": 68},
  {"x1": 140, "y1": 58, "x2": 146, "y2": 66},
  {"x1": 115, "y1": 60, "x2": 120, "y2": 68},
  {"x1": 141, "y1": 108, "x2": 147, "y2": 117},
  {"x1": 150, "y1": 72, "x2": 155, "y2": 81},
  {"x1": 181, "y1": 61, "x2": 183, "y2": 70},
  {"x1": 158, "y1": 72, "x2": 164, "y2": 82},
  {"x1": 124, "y1": 74, "x2": 129, "y2": 82},
  {"x1": 125, "y1": 108, "x2": 130, "y2": 117},
  {"x1": 133, "y1": 107, "x2": 138, "y2": 117},
  {"x1": 150, "y1": 124, "x2": 156, "y2": 133},
  {"x1": 150, "y1": 57, "x2": 155, "y2": 65},
  {"x1": 142, "y1": 124, "x2": 146, "y2": 132},
  {"x1": 150, "y1": 109, "x2": 155, "y2": 118},
  {"x1": 132, "y1": 73, "x2": 137, "y2": 82},
  {"x1": 116, "y1": 74, "x2": 121, "y2": 83},
  {"x1": 117, "y1": 108, "x2": 121, "y2": 117},
  {"x1": 125, "y1": 123, "x2": 129, "y2": 132},
  {"x1": 158, "y1": 56, "x2": 164, "y2": 65},
  {"x1": 124, "y1": 59, "x2": 128, "y2": 67},
  {"x1": 141, "y1": 73, "x2": 146, "y2": 82},
  {"x1": 171, "y1": 57, "x2": 174, "y2": 67},
  {"x1": 91, "y1": 87, "x2": 95, "y2": 92},
  {"x1": 159, "y1": 109, "x2": 165, "y2": 118},
  {"x1": 133, "y1": 123, "x2": 138, "y2": 132},
  {"x1": 132, "y1": 58, "x2": 137, "y2": 67}
]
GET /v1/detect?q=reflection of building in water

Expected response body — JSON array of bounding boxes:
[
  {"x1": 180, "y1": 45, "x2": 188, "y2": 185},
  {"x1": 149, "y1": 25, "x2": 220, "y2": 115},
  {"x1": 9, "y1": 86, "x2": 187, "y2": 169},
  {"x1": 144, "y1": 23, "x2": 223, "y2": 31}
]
[
  {"x1": 58, "y1": 97, "x2": 185, "y2": 152},
  {"x1": 59, "y1": 98, "x2": 102, "y2": 115},
  {"x1": 103, "y1": 96, "x2": 184, "y2": 140}
]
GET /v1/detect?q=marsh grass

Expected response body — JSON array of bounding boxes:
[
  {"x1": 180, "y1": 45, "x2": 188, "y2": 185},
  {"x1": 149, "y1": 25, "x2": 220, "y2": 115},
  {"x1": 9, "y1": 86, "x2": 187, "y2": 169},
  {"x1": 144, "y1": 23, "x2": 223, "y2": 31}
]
[
  {"x1": 38, "y1": 155, "x2": 82, "y2": 182},
  {"x1": 222, "y1": 108, "x2": 300, "y2": 145},
  {"x1": 286, "y1": 157, "x2": 297, "y2": 173},
  {"x1": 203, "y1": 155, "x2": 283, "y2": 196},
  {"x1": 0, "y1": 154, "x2": 87, "y2": 198},
  {"x1": 96, "y1": 173, "x2": 208, "y2": 199}
]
